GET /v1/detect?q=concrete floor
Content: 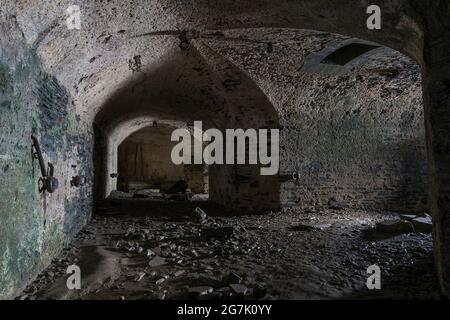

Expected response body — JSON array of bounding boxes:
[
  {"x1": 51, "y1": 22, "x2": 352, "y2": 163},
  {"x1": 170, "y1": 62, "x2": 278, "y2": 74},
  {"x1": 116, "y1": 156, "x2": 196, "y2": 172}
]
[{"x1": 17, "y1": 196, "x2": 441, "y2": 300}]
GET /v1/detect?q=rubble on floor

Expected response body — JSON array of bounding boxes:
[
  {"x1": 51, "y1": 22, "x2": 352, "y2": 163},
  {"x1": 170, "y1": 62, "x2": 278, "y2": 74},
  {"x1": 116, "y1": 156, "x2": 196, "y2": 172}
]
[
  {"x1": 192, "y1": 207, "x2": 207, "y2": 221},
  {"x1": 373, "y1": 213, "x2": 432, "y2": 235},
  {"x1": 375, "y1": 220, "x2": 415, "y2": 234},
  {"x1": 16, "y1": 199, "x2": 441, "y2": 300}
]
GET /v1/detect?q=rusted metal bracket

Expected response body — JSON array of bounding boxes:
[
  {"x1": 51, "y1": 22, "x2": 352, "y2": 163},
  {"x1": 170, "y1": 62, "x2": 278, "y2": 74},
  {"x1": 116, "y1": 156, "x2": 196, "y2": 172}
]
[{"x1": 31, "y1": 135, "x2": 58, "y2": 194}]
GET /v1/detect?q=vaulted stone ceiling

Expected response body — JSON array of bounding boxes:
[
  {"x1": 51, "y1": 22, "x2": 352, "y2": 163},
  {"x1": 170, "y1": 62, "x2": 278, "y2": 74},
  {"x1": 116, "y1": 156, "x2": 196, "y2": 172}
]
[{"x1": 2, "y1": 0, "x2": 427, "y2": 128}]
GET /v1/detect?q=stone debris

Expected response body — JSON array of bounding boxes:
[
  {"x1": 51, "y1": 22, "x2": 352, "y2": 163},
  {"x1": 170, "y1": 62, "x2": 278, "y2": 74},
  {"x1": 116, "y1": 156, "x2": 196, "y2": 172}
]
[
  {"x1": 135, "y1": 272, "x2": 146, "y2": 282},
  {"x1": 314, "y1": 224, "x2": 332, "y2": 231},
  {"x1": 401, "y1": 213, "x2": 432, "y2": 234},
  {"x1": 192, "y1": 207, "x2": 207, "y2": 221},
  {"x1": 188, "y1": 286, "x2": 214, "y2": 297},
  {"x1": 149, "y1": 256, "x2": 167, "y2": 268},
  {"x1": 229, "y1": 284, "x2": 248, "y2": 295},
  {"x1": 376, "y1": 219, "x2": 415, "y2": 234},
  {"x1": 16, "y1": 200, "x2": 440, "y2": 301},
  {"x1": 226, "y1": 272, "x2": 242, "y2": 284},
  {"x1": 328, "y1": 199, "x2": 346, "y2": 210},
  {"x1": 400, "y1": 214, "x2": 417, "y2": 221}
]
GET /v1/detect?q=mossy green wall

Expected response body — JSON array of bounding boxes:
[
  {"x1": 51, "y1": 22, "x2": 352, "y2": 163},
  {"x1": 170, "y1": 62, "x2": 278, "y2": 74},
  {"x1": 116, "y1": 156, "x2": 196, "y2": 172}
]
[{"x1": 0, "y1": 50, "x2": 93, "y2": 299}]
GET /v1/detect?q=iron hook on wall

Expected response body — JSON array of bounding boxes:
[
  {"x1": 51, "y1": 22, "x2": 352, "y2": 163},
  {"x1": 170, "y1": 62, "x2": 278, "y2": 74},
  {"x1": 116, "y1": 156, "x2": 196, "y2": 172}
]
[{"x1": 31, "y1": 135, "x2": 58, "y2": 194}]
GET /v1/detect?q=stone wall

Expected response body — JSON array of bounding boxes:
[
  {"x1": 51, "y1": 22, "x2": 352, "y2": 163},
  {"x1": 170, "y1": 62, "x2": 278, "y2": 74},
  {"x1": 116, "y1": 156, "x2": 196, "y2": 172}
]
[
  {"x1": 205, "y1": 29, "x2": 427, "y2": 213},
  {"x1": 184, "y1": 164, "x2": 208, "y2": 194},
  {"x1": 117, "y1": 126, "x2": 206, "y2": 194},
  {"x1": 0, "y1": 16, "x2": 92, "y2": 299}
]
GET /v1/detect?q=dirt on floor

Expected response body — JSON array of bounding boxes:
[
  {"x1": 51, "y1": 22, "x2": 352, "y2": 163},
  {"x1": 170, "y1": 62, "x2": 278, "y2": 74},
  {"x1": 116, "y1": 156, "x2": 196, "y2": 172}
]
[{"x1": 16, "y1": 195, "x2": 441, "y2": 300}]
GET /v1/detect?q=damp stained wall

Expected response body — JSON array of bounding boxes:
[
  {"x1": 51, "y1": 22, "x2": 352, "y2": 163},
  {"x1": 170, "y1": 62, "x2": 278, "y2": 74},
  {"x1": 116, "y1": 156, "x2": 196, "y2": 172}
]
[{"x1": 0, "y1": 18, "x2": 93, "y2": 299}]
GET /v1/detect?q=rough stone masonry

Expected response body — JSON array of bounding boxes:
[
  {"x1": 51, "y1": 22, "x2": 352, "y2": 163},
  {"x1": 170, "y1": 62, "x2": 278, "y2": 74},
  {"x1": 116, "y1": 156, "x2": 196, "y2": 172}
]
[{"x1": 1, "y1": 0, "x2": 450, "y2": 299}]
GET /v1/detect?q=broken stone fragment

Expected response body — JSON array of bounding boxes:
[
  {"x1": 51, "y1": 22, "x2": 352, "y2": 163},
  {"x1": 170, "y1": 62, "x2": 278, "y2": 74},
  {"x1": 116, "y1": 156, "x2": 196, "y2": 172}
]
[
  {"x1": 150, "y1": 247, "x2": 162, "y2": 256},
  {"x1": 401, "y1": 214, "x2": 432, "y2": 234},
  {"x1": 186, "y1": 189, "x2": 195, "y2": 199},
  {"x1": 314, "y1": 224, "x2": 332, "y2": 231},
  {"x1": 188, "y1": 286, "x2": 214, "y2": 298},
  {"x1": 412, "y1": 216, "x2": 432, "y2": 234},
  {"x1": 146, "y1": 249, "x2": 156, "y2": 257},
  {"x1": 376, "y1": 220, "x2": 415, "y2": 234},
  {"x1": 174, "y1": 270, "x2": 186, "y2": 277},
  {"x1": 192, "y1": 207, "x2": 207, "y2": 221},
  {"x1": 229, "y1": 284, "x2": 248, "y2": 295},
  {"x1": 225, "y1": 272, "x2": 242, "y2": 284},
  {"x1": 148, "y1": 256, "x2": 167, "y2": 268},
  {"x1": 400, "y1": 214, "x2": 417, "y2": 221},
  {"x1": 135, "y1": 272, "x2": 146, "y2": 282},
  {"x1": 216, "y1": 287, "x2": 233, "y2": 298},
  {"x1": 243, "y1": 287, "x2": 255, "y2": 299},
  {"x1": 189, "y1": 249, "x2": 199, "y2": 257}
]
